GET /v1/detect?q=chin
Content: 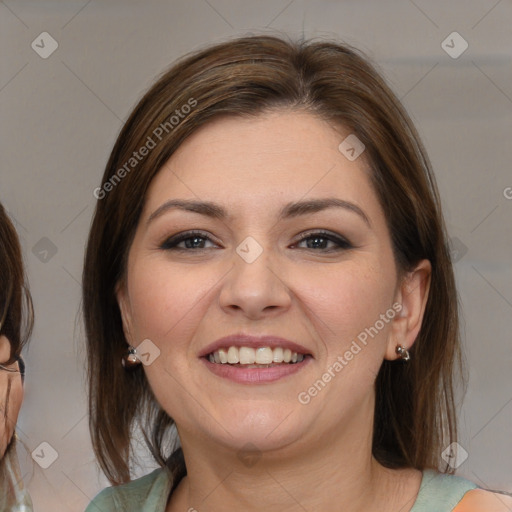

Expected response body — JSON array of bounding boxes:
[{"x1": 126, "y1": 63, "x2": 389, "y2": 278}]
[{"x1": 200, "y1": 404, "x2": 312, "y2": 454}]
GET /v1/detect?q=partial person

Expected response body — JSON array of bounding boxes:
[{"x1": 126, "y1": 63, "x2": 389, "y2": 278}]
[{"x1": 0, "y1": 202, "x2": 34, "y2": 511}]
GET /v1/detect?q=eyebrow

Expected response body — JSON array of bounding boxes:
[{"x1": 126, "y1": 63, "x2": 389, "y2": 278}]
[{"x1": 147, "y1": 197, "x2": 371, "y2": 227}]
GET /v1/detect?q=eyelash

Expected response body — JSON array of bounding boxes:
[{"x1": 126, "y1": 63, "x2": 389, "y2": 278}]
[{"x1": 159, "y1": 230, "x2": 353, "y2": 253}]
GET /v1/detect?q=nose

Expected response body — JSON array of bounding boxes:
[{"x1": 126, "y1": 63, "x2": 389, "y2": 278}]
[{"x1": 218, "y1": 245, "x2": 292, "y2": 320}]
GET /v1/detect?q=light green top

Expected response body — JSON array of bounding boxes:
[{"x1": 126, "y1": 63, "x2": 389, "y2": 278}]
[
  {"x1": 85, "y1": 468, "x2": 477, "y2": 512},
  {"x1": 410, "y1": 469, "x2": 477, "y2": 511}
]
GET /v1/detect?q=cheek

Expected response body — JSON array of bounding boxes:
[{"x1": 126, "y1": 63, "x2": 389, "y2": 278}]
[
  {"x1": 127, "y1": 261, "x2": 216, "y2": 345},
  {"x1": 8, "y1": 380, "x2": 24, "y2": 423},
  {"x1": 296, "y1": 265, "x2": 396, "y2": 419},
  {"x1": 300, "y1": 261, "x2": 396, "y2": 346}
]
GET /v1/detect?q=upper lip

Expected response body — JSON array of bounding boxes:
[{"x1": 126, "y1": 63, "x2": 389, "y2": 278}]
[{"x1": 198, "y1": 334, "x2": 312, "y2": 358}]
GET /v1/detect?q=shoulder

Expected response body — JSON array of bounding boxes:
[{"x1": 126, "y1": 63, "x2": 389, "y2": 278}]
[
  {"x1": 411, "y1": 469, "x2": 476, "y2": 511},
  {"x1": 456, "y1": 489, "x2": 512, "y2": 511},
  {"x1": 85, "y1": 468, "x2": 171, "y2": 512},
  {"x1": 413, "y1": 471, "x2": 512, "y2": 512}
]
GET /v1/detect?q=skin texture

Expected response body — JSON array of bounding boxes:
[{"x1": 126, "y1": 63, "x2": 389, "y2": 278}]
[
  {"x1": 117, "y1": 111, "x2": 433, "y2": 512},
  {"x1": 0, "y1": 335, "x2": 23, "y2": 458},
  {"x1": 455, "y1": 489, "x2": 512, "y2": 511}
]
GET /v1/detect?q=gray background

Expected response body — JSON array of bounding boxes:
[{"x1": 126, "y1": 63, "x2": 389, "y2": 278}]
[{"x1": 1, "y1": 0, "x2": 511, "y2": 510}]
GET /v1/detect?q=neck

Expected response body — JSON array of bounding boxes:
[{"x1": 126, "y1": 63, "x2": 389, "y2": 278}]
[{"x1": 167, "y1": 401, "x2": 419, "y2": 512}]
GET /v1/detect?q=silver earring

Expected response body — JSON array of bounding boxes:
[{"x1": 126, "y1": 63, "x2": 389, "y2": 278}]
[
  {"x1": 395, "y1": 344, "x2": 411, "y2": 362},
  {"x1": 121, "y1": 346, "x2": 141, "y2": 369}
]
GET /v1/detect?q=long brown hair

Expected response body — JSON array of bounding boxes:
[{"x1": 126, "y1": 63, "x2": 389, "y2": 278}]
[
  {"x1": 83, "y1": 34, "x2": 463, "y2": 485},
  {"x1": 0, "y1": 203, "x2": 33, "y2": 367},
  {"x1": 0, "y1": 202, "x2": 33, "y2": 460}
]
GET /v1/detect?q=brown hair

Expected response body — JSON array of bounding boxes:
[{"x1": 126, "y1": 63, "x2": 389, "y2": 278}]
[
  {"x1": 0, "y1": 202, "x2": 33, "y2": 460},
  {"x1": 83, "y1": 34, "x2": 463, "y2": 485},
  {"x1": 0, "y1": 203, "x2": 33, "y2": 366}
]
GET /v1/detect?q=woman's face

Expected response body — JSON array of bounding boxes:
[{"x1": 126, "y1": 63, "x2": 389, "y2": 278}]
[
  {"x1": 118, "y1": 111, "x2": 426, "y2": 455},
  {"x1": 0, "y1": 335, "x2": 23, "y2": 458}
]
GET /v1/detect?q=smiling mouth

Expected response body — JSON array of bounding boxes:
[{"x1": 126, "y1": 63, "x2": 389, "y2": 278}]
[{"x1": 206, "y1": 346, "x2": 308, "y2": 367}]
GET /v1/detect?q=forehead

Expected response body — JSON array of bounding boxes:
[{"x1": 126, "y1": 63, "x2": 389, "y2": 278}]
[{"x1": 143, "y1": 110, "x2": 380, "y2": 220}]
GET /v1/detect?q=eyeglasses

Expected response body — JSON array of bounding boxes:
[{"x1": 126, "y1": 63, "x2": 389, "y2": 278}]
[{"x1": 0, "y1": 356, "x2": 25, "y2": 377}]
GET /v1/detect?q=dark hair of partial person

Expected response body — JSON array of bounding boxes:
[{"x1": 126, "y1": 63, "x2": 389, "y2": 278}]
[
  {"x1": 0, "y1": 202, "x2": 34, "y2": 459},
  {"x1": 82, "y1": 34, "x2": 464, "y2": 485}
]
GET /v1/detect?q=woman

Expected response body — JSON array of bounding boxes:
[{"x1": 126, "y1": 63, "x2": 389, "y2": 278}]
[
  {"x1": 83, "y1": 35, "x2": 511, "y2": 511},
  {"x1": 0, "y1": 202, "x2": 34, "y2": 511}
]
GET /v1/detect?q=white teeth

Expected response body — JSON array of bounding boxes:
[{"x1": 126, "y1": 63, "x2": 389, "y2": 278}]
[
  {"x1": 273, "y1": 347, "x2": 284, "y2": 363},
  {"x1": 218, "y1": 348, "x2": 228, "y2": 364},
  {"x1": 239, "y1": 347, "x2": 256, "y2": 364},
  {"x1": 227, "y1": 346, "x2": 239, "y2": 364},
  {"x1": 207, "y1": 346, "x2": 307, "y2": 365},
  {"x1": 255, "y1": 347, "x2": 273, "y2": 364}
]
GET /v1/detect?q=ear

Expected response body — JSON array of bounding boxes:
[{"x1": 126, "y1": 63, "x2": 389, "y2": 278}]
[
  {"x1": 384, "y1": 259, "x2": 432, "y2": 360},
  {"x1": 115, "y1": 281, "x2": 135, "y2": 346}
]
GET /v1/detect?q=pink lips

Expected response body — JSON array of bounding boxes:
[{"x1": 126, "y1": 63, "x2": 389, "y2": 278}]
[
  {"x1": 202, "y1": 356, "x2": 311, "y2": 383},
  {"x1": 198, "y1": 333, "x2": 312, "y2": 384}
]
